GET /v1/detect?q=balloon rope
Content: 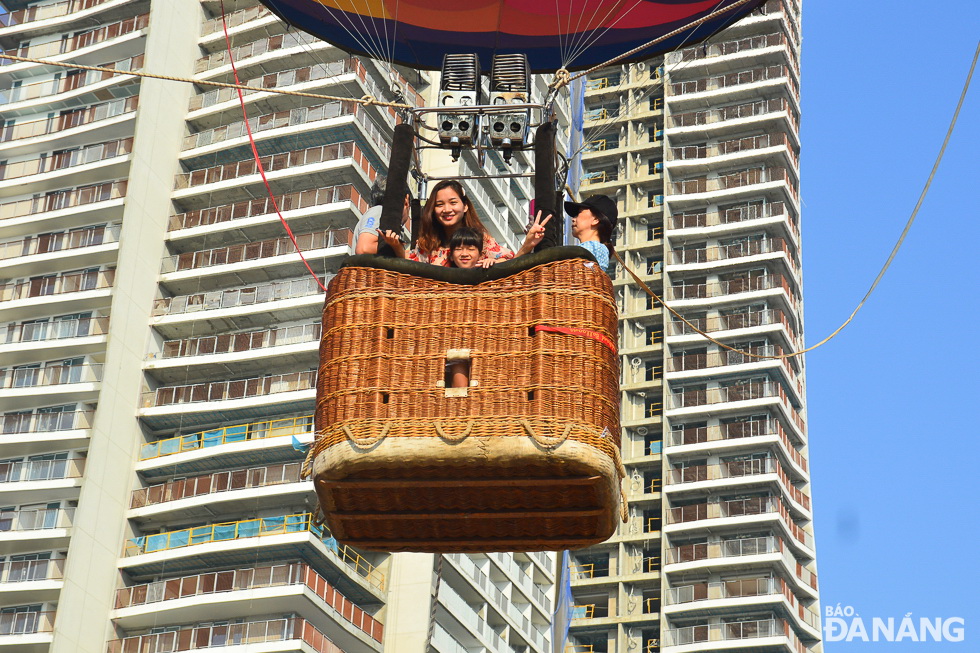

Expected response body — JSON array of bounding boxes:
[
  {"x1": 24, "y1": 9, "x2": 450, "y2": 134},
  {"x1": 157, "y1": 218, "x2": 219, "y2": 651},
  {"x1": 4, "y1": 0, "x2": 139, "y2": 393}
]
[
  {"x1": 219, "y1": 0, "x2": 328, "y2": 293},
  {"x1": 611, "y1": 39, "x2": 978, "y2": 360},
  {"x1": 0, "y1": 52, "x2": 412, "y2": 109}
]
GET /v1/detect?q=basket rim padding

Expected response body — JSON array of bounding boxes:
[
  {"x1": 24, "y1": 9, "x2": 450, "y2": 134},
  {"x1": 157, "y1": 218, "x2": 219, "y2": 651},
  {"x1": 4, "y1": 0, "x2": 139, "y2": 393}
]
[{"x1": 341, "y1": 246, "x2": 598, "y2": 285}]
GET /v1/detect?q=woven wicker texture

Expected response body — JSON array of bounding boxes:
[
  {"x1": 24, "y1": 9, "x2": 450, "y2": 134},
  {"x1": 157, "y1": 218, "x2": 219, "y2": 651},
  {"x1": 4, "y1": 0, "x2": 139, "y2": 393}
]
[{"x1": 311, "y1": 257, "x2": 622, "y2": 552}]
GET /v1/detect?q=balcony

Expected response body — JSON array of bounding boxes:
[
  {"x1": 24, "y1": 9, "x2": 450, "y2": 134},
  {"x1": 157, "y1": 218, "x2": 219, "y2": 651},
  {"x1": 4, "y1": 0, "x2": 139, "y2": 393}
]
[
  {"x1": 138, "y1": 414, "x2": 311, "y2": 464},
  {"x1": 668, "y1": 419, "x2": 807, "y2": 472},
  {"x1": 671, "y1": 31, "x2": 799, "y2": 73},
  {"x1": 199, "y1": 3, "x2": 272, "y2": 37},
  {"x1": 0, "y1": 558, "x2": 65, "y2": 604},
  {"x1": 174, "y1": 142, "x2": 374, "y2": 206},
  {"x1": 665, "y1": 274, "x2": 798, "y2": 310},
  {"x1": 669, "y1": 64, "x2": 799, "y2": 102},
  {"x1": 169, "y1": 184, "x2": 366, "y2": 244},
  {"x1": 0, "y1": 13, "x2": 148, "y2": 71},
  {"x1": 164, "y1": 229, "x2": 351, "y2": 274},
  {"x1": 0, "y1": 55, "x2": 141, "y2": 117},
  {"x1": 666, "y1": 497, "x2": 813, "y2": 553},
  {"x1": 668, "y1": 200, "x2": 799, "y2": 242},
  {"x1": 156, "y1": 322, "x2": 320, "y2": 361},
  {"x1": 668, "y1": 133, "x2": 798, "y2": 173},
  {"x1": 0, "y1": 457, "x2": 84, "y2": 484},
  {"x1": 668, "y1": 98, "x2": 799, "y2": 135},
  {"x1": 139, "y1": 370, "x2": 315, "y2": 431},
  {"x1": 122, "y1": 512, "x2": 385, "y2": 593},
  {"x1": 0, "y1": 181, "x2": 127, "y2": 236},
  {"x1": 142, "y1": 370, "x2": 314, "y2": 409},
  {"x1": 0, "y1": 316, "x2": 109, "y2": 357},
  {"x1": 0, "y1": 506, "x2": 75, "y2": 551},
  {"x1": 664, "y1": 535, "x2": 817, "y2": 597},
  {"x1": 0, "y1": 225, "x2": 121, "y2": 278},
  {"x1": 107, "y1": 617, "x2": 345, "y2": 653},
  {"x1": 113, "y1": 562, "x2": 383, "y2": 645},
  {"x1": 195, "y1": 30, "x2": 320, "y2": 75},
  {"x1": 0, "y1": 609, "x2": 55, "y2": 640},
  {"x1": 670, "y1": 237, "x2": 798, "y2": 271},
  {"x1": 0, "y1": 410, "x2": 92, "y2": 456},
  {"x1": 130, "y1": 461, "x2": 303, "y2": 515},
  {"x1": 670, "y1": 167, "x2": 798, "y2": 203},
  {"x1": 666, "y1": 577, "x2": 818, "y2": 634},
  {"x1": 150, "y1": 276, "x2": 325, "y2": 340},
  {"x1": 0, "y1": 0, "x2": 126, "y2": 33},
  {"x1": 665, "y1": 458, "x2": 810, "y2": 514},
  {"x1": 0, "y1": 362, "x2": 102, "y2": 390},
  {"x1": 663, "y1": 617, "x2": 808, "y2": 652},
  {"x1": 669, "y1": 308, "x2": 798, "y2": 345},
  {"x1": 180, "y1": 101, "x2": 389, "y2": 170},
  {"x1": 0, "y1": 97, "x2": 139, "y2": 158},
  {"x1": 0, "y1": 137, "x2": 132, "y2": 192},
  {"x1": 668, "y1": 379, "x2": 804, "y2": 429}
]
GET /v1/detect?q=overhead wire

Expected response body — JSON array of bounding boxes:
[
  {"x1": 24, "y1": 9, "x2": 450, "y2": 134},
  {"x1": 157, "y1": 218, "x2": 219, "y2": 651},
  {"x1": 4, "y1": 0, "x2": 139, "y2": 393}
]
[{"x1": 613, "y1": 39, "x2": 979, "y2": 360}]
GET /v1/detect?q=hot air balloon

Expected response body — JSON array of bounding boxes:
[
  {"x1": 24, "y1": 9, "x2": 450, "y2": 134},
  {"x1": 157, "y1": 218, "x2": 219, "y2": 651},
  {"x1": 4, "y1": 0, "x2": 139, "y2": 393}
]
[{"x1": 251, "y1": 0, "x2": 766, "y2": 552}]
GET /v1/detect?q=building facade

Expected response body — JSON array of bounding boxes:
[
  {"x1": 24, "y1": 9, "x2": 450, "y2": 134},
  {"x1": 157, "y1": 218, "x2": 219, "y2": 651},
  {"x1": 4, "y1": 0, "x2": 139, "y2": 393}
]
[
  {"x1": 0, "y1": 1, "x2": 554, "y2": 652},
  {"x1": 567, "y1": 2, "x2": 821, "y2": 652}
]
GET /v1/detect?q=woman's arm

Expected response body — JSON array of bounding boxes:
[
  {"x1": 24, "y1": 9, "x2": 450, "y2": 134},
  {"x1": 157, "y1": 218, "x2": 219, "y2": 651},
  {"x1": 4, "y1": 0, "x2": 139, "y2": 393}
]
[{"x1": 515, "y1": 211, "x2": 553, "y2": 257}]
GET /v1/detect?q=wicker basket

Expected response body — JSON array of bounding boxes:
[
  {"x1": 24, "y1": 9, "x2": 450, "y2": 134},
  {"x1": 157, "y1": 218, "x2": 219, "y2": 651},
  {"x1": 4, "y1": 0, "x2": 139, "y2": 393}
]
[{"x1": 309, "y1": 248, "x2": 624, "y2": 552}]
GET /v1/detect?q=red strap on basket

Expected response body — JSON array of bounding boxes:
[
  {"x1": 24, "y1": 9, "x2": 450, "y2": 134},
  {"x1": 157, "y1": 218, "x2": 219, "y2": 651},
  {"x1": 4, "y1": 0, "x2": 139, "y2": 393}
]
[{"x1": 534, "y1": 325, "x2": 616, "y2": 352}]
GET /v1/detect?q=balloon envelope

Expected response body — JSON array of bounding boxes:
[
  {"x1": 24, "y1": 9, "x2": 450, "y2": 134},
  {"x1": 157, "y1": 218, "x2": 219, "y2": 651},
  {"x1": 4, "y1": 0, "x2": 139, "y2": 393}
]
[{"x1": 257, "y1": 0, "x2": 767, "y2": 73}]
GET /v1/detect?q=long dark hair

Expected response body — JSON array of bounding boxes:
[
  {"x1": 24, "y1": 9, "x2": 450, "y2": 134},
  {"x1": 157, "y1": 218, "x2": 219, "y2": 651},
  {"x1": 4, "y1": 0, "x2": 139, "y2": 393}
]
[{"x1": 417, "y1": 180, "x2": 488, "y2": 255}]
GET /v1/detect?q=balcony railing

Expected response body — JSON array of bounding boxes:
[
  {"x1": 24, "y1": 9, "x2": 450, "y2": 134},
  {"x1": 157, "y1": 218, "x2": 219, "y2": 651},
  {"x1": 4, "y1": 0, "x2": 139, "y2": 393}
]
[
  {"x1": 667, "y1": 458, "x2": 810, "y2": 511},
  {"x1": 669, "y1": 97, "x2": 798, "y2": 133},
  {"x1": 666, "y1": 273, "x2": 797, "y2": 305},
  {"x1": 0, "y1": 96, "x2": 138, "y2": 143},
  {"x1": 671, "y1": 379, "x2": 788, "y2": 408},
  {"x1": 1, "y1": 14, "x2": 148, "y2": 66},
  {"x1": 669, "y1": 200, "x2": 798, "y2": 237},
  {"x1": 200, "y1": 4, "x2": 272, "y2": 35},
  {"x1": 0, "y1": 138, "x2": 133, "y2": 182},
  {"x1": 670, "y1": 132, "x2": 797, "y2": 167},
  {"x1": 0, "y1": 363, "x2": 103, "y2": 389},
  {"x1": 0, "y1": 507, "x2": 75, "y2": 532},
  {"x1": 142, "y1": 370, "x2": 315, "y2": 409},
  {"x1": 0, "y1": 558, "x2": 65, "y2": 583},
  {"x1": 670, "y1": 307, "x2": 797, "y2": 342},
  {"x1": 0, "y1": 316, "x2": 109, "y2": 345},
  {"x1": 190, "y1": 58, "x2": 364, "y2": 111},
  {"x1": 0, "y1": 457, "x2": 84, "y2": 483},
  {"x1": 123, "y1": 513, "x2": 385, "y2": 589},
  {"x1": 674, "y1": 31, "x2": 798, "y2": 71},
  {"x1": 162, "y1": 229, "x2": 351, "y2": 273},
  {"x1": 669, "y1": 418, "x2": 807, "y2": 470},
  {"x1": 665, "y1": 617, "x2": 805, "y2": 652},
  {"x1": 0, "y1": 180, "x2": 127, "y2": 222},
  {"x1": 131, "y1": 461, "x2": 302, "y2": 508},
  {"x1": 139, "y1": 414, "x2": 312, "y2": 461},
  {"x1": 176, "y1": 141, "x2": 368, "y2": 190},
  {"x1": 668, "y1": 497, "x2": 813, "y2": 548},
  {"x1": 666, "y1": 535, "x2": 779, "y2": 564},
  {"x1": 0, "y1": 610, "x2": 56, "y2": 636},
  {"x1": 672, "y1": 166, "x2": 797, "y2": 199},
  {"x1": 169, "y1": 184, "x2": 365, "y2": 232},
  {"x1": 1, "y1": 410, "x2": 93, "y2": 435},
  {"x1": 107, "y1": 617, "x2": 344, "y2": 653},
  {"x1": 114, "y1": 562, "x2": 383, "y2": 642},
  {"x1": 670, "y1": 64, "x2": 798, "y2": 99},
  {"x1": 156, "y1": 323, "x2": 320, "y2": 359},
  {"x1": 2, "y1": 56, "x2": 143, "y2": 105},
  {"x1": 670, "y1": 237, "x2": 797, "y2": 267},
  {"x1": 0, "y1": 0, "x2": 111, "y2": 28},
  {"x1": 0, "y1": 225, "x2": 120, "y2": 261},
  {"x1": 182, "y1": 101, "x2": 376, "y2": 153},
  {"x1": 151, "y1": 276, "x2": 323, "y2": 317},
  {"x1": 195, "y1": 31, "x2": 319, "y2": 74}
]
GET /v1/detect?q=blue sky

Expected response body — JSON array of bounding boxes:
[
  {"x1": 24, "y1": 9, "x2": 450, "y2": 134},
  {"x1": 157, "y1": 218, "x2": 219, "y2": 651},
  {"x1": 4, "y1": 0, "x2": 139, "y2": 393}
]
[{"x1": 800, "y1": 1, "x2": 978, "y2": 649}]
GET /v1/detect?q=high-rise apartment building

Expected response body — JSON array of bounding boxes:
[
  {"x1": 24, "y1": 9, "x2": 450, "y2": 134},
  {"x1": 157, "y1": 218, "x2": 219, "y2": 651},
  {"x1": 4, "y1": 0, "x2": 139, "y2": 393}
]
[
  {"x1": 0, "y1": 1, "x2": 555, "y2": 652},
  {"x1": 566, "y1": 2, "x2": 821, "y2": 652}
]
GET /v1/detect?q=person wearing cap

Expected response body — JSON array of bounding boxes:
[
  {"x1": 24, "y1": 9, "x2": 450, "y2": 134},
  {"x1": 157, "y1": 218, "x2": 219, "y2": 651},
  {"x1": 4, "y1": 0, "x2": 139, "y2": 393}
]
[
  {"x1": 354, "y1": 175, "x2": 412, "y2": 255},
  {"x1": 565, "y1": 194, "x2": 617, "y2": 272}
]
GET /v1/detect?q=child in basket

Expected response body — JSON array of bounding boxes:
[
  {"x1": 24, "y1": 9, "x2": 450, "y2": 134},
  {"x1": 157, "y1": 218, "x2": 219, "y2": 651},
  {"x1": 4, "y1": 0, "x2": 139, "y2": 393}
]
[{"x1": 448, "y1": 227, "x2": 496, "y2": 269}]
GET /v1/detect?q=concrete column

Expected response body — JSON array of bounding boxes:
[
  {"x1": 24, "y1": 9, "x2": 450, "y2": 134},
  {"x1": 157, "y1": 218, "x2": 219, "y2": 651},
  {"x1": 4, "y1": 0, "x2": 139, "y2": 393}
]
[{"x1": 51, "y1": 1, "x2": 202, "y2": 650}]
